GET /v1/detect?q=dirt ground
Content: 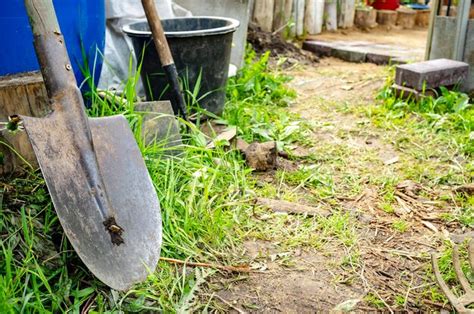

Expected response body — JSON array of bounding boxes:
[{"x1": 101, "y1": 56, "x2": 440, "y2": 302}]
[
  {"x1": 214, "y1": 58, "x2": 470, "y2": 312},
  {"x1": 310, "y1": 27, "x2": 428, "y2": 51}
]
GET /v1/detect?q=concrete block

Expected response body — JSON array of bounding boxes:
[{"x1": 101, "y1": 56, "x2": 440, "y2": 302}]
[
  {"x1": 390, "y1": 57, "x2": 409, "y2": 65},
  {"x1": 395, "y1": 58, "x2": 469, "y2": 90},
  {"x1": 302, "y1": 41, "x2": 334, "y2": 57},
  {"x1": 332, "y1": 47, "x2": 367, "y2": 63},
  {"x1": 366, "y1": 53, "x2": 392, "y2": 65},
  {"x1": 174, "y1": 0, "x2": 250, "y2": 68},
  {"x1": 135, "y1": 101, "x2": 182, "y2": 156}
]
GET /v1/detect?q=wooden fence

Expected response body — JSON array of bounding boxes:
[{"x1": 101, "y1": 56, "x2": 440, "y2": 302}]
[{"x1": 250, "y1": 0, "x2": 356, "y2": 36}]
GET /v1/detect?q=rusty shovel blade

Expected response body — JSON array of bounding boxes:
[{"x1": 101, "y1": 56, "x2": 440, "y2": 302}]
[
  {"x1": 21, "y1": 0, "x2": 162, "y2": 291},
  {"x1": 23, "y1": 110, "x2": 162, "y2": 291}
]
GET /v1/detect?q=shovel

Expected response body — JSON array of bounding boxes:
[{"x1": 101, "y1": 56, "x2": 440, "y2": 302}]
[
  {"x1": 19, "y1": 0, "x2": 162, "y2": 291},
  {"x1": 141, "y1": 0, "x2": 188, "y2": 120}
]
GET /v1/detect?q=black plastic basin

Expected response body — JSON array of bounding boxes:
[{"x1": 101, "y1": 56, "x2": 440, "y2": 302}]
[{"x1": 124, "y1": 17, "x2": 239, "y2": 115}]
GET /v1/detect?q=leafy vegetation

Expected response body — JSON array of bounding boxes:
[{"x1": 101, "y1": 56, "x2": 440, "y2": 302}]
[
  {"x1": 372, "y1": 69, "x2": 473, "y2": 307},
  {"x1": 224, "y1": 49, "x2": 309, "y2": 149},
  {"x1": 376, "y1": 69, "x2": 474, "y2": 155},
  {"x1": 0, "y1": 49, "x2": 305, "y2": 312}
]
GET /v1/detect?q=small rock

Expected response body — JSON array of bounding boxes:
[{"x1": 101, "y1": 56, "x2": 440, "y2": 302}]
[
  {"x1": 235, "y1": 138, "x2": 250, "y2": 153},
  {"x1": 245, "y1": 141, "x2": 278, "y2": 171},
  {"x1": 384, "y1": 156, "x2": 399, "y2": 165}
]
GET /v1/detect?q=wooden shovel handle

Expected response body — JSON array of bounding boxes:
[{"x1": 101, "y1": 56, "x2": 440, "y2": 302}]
[
  {"x1": 141, "y1": 0, "x2": 174, "y2": 66},
  {"x1": 24, "y1": 0, "x2": 60, "y2": 36}
]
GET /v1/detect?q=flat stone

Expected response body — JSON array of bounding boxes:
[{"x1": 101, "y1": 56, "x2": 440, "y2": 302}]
[
  {"x1": 390, "y1": 57, "x2": 410, "y2": 65},
  {"x1": 366, "y1": 53, "x2": 392, "y2": 65},
  {"x1": 303, "y1": 39, "x2": 423, "y2": 64},
  {"x1": 302, "y1": 41, "x2": 333, "y2": 57},
  {"x1": 395, "y1": 58, "x2": 469, "y2": 90},
  {"x1": 135, "y1": 101, "x2": 182, "y2": 156},
  {"x1": 332, "y1": 47, "x2": 367, "y2": 63}
]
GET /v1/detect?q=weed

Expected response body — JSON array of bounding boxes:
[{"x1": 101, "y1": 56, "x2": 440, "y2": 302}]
[
  {"x1": 395, "y1": 294, "x2": 406, "y2": 307},
  {"x1": 365, "y1": 292, "x2": 385, "y2": 308},
  {"x1": 223, "y1": 47, "x2": 309, "y2": 149},
  {"x1": 392, "y1": 219, "x2": 409, "y2": 233},
  {"x1": 0, "y1": 47, "x2": 307, "y2": 312},
  {"x1": 380, "y1": 202, "x2": 395, "y2": 214},
  {"x1": 276, "y1": 165, "x2": 334, "y2": 196},
  {"x1": 422, "y1": 240, "x2": 473, "y2": 305},
  {"x1": 376, "y1": 70, "x2": 474, "y2": 156}
]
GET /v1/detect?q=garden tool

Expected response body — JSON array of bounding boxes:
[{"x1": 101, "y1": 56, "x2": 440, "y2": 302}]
[
  {"x1": 19, "y1": 0, "x2": 162, "y2": 291},
  {"x1": 431, "y1": 239, "x2": 474, "y2": 313},
  {"x1": 141, "y1": 0, "x2": 188, "y2": 120}
]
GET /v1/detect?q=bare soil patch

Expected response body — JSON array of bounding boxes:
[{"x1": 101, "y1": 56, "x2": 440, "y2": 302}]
[{"x1": 215, "y1": 58, "x2": 470, "y2": 312}]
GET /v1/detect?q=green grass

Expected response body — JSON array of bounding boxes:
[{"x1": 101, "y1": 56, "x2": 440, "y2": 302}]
[
  {"x1": 361, "y1": 67, "x2": 474, "y2": 230},
  {"x1": 375, "y1": 68, "x2": 474, "y2": 156},
  {"x1": 423, "y1": 241, "x2": 474, "y2": 306},
  {"x1": 392, "y1": 219, "x2": 409, "y2": 233},
  {"x1": 224, "y1": 49, "x2": 310, "y2": 150},
  {"x1": 0, "y1": 49, "x2": 305, "y2": 312},
  {"x1": 373, "y1": 69, "x2": 474, "y2": 307}
]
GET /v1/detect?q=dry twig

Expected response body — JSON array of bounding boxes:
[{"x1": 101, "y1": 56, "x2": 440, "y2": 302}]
[{"x1": 159, "y1": 257, "x2": 251, "y2": 273}]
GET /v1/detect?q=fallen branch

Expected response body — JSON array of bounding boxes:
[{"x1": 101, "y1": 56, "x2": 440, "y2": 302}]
[
  {"x1": 159, "y1": 257, "x2": 251, "y2": 273},
  {"x1": 255, "y1": 197, "x2": 331, "y2": 217},
  {"x1": 455, "y1": 184, "x2": 474, "y2": 195},
  {"x1": 213, "y1": 294, "x2": 248, "y2": 314}
]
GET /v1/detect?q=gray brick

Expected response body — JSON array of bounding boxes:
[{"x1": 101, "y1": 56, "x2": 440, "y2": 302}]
[
  {"x1": 302, "y1": 41, "x2": 333, "y2": 57},
  {"x1": 332, "y1": 47, "x2": 367, "y2": 63},
  {"x1": 395, "y1": 58, "x2": 469, "y2": 90},
  {"x1": 135, "y1": 101, "x2": 182, "y2": 156},
  {"x1": 366, "y1": 53, "x2": 392, "y2": 65}
]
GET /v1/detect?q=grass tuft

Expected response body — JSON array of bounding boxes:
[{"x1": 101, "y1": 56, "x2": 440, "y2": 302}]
[{"x1": 0, "y1": 48, "x2": 303, "y2": 312}]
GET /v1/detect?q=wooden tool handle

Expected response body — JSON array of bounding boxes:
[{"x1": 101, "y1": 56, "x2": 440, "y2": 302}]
[
  {"x1": 141, "y1": 0, "x2": 174, "y2": 66},
  {"x1": 23, "y1": 0, "x2": 78, "y2": 100},
  {"x1": 24, "y1": 0, "x2": 61, "y2": 36}
]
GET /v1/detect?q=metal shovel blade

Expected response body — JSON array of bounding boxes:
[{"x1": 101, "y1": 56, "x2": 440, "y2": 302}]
[{"x1": 22, "y1": 113, "x2": 162, "y2": 291}]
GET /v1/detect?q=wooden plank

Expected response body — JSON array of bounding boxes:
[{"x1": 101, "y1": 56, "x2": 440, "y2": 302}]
[
  {"x1": 253, "y1": 0, "x2": 275, "y2": 32},
  {"x1": 0, "y1": 72, "x2": 50, "y2": 175},
  {"x1": 273, "y1": 0, "x2": 293, "y2": 34},
  {"x1": 425, "y1": 0, "x2": 440, "y2": 60},
  {"x1": 453, "y1": 0, "x2": 471, "y2": 60}
]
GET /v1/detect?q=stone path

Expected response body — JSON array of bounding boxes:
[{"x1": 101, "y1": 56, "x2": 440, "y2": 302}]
[{"x1": 303, "y1": 40, "x2": 425, "y2": 65}]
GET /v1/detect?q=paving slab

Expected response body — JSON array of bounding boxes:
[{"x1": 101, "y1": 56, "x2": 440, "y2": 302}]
[
  {"x1": 331, "y1": 47, "x2": 367, "y2": 63},
  {"x1": 303, "y1": 40, "x2": 423, "y2": 65},
  {"x1": 395, "y1": 58, "x2": 469, "y2": 90},
  {"x1": 135, "y1": 101, "x2": 182, "y2": 156}
]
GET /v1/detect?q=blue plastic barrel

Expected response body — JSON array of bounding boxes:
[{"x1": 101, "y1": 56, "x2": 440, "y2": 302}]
[{"x1": 0, "y1": 0, "x2": 105, "y2": 86}]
